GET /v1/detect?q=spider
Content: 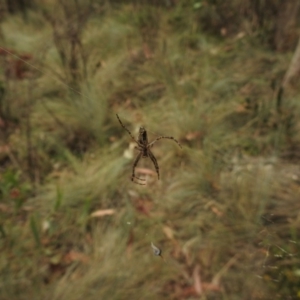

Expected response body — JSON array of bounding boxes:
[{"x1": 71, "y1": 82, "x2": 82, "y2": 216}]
[{"x1": 116, "y1": 114, "x2": 182, "y2": 185}]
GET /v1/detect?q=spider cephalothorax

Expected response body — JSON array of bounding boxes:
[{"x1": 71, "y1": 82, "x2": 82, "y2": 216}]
[{"x1": 116, "y1": 114, "x2": 182, "y2": 185}]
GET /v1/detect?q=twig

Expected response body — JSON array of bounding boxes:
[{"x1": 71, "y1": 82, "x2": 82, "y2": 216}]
[{"x1": 282, "y1": 35, "x2": 300, "y2": 88}]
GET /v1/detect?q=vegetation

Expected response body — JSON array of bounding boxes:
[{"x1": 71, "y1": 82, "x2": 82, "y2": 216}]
[{"x1": 1, "y1": 0, "x2": 300, "y2": 299}]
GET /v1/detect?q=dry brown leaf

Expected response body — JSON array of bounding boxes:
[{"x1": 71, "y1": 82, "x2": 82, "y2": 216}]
[
  {"x1": 22, "y1": 205, "x2": 34, "y2": 211},
  {"x1": 90, "y1": 209, "x2": 115, "y2": 218},
  {"x1": 202, "y1": 282, "x2": 222, "y2": 292},
  {"x1": 41, "y1": 237, "x2": 51, "y2": 246},
  {"x1": 10, "y1": 188, "x2": 20, "y2": 198},
  {"x1": 163, "y1": 225, "x2": 175, "y2": 240},
  {"x1": 109, "y1": 136, "x2": 117, "y2": 142},
  {"x1": 180, "y1": 286, "x2": 197, "y2": 298},
  {"x1": 211, "y1": 206, "x2": 223, "y2": 217},
  {"x1": 0, "y1": 204, "x2": 10, "y2": 212},
  {"x1": 185, "y1": 131, "x2": 203, "y2": 141},
  {"x1": 235, "y1": 104, "x2": 247, "y2": 113},
  {"x1": 48, "y1": 171, "x2": 64, "y2": 179},
  {"x1": 0, "y1": 145, "x2": 9, "y2": 153},
  {"x1": 64, "y1": 250, "x2": 89, "y2": 264},
  {"x1": 193, "y1": 264, "x2": 203, "y2": 295},
  {"x1": 134, "y1": 199, "x2": 153, "y2": 216}
]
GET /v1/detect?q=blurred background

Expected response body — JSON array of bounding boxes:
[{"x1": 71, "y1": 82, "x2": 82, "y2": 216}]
[{"x1": 1, "y1": 0, "x2": 300, "y2": 299}]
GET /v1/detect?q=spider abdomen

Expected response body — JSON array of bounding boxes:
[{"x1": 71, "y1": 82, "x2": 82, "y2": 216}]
[{"x1": 142, "y1": 149, "x2": 149, "y2": 157}]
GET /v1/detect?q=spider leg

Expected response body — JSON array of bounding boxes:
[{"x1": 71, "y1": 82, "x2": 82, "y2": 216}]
[
  {"x1": 148, "y1": 136, "x2": 182, "y2": 149},
  {"x1": 116, "y1": 114, "x2": 139, "y2": 144},
  {"x1": 132, "y1": 152, "x2": 146, "y2": 185},
  {"x1": 148, "y1": 149, "x2": 160, "y2": 180}
]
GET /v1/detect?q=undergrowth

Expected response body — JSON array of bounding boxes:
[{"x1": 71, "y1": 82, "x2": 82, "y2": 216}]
[{"x1": 1, "y1": 1, "x2": 300, "y2": 299}]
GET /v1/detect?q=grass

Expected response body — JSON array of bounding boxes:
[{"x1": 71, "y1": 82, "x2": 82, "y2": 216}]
[{"x1": 1, "y1": 1, "x2": 300, "y2": 299}]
